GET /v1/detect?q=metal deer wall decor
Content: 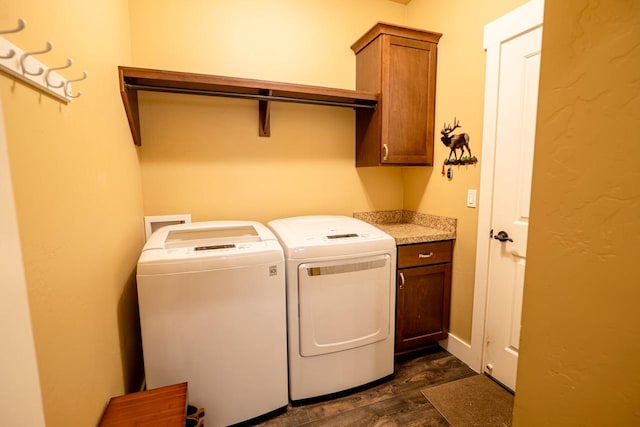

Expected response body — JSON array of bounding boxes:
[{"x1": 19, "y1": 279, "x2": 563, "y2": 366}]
[
  {"x1": 439, "y1": 118, "x2": 477, "y2": 180},
  {"x1": 440, "y1": 118, "x2": 477, "y2": 166}
]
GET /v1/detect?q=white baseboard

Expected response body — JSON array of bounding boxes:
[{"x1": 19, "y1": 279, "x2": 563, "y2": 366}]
[{"x1": 439, "y1": 333, "x2": 480, "y2": 373}]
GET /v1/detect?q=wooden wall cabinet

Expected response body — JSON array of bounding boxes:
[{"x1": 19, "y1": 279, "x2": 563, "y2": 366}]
[
  {"x1": 351, "y1": 23, "x2": 442, "y2": 166},
  {"x1": 395, "y1": 240, "x2": 452, "y2": 355}
]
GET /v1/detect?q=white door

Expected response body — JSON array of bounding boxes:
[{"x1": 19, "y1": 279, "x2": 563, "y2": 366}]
[{"x1": 477, "y1": 0, "x2": 543, "y2": 392}]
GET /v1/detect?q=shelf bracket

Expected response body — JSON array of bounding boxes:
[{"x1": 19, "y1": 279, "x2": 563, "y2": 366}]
[
  {"x1": 258, "y1": 90, "x2": 271, "y2": 137},
  {"x1": 122, "y1": 87, "x2": 141, "y2": 146}
]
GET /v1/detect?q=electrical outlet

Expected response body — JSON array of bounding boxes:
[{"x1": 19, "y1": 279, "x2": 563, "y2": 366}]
[{"x1": 467, "y1": 189, "x2": 477, "y2": 208}]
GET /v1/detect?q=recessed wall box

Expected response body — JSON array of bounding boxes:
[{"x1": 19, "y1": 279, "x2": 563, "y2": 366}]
[{"x1": 144, "y1": 214, "x2": 191, "y2": 241}]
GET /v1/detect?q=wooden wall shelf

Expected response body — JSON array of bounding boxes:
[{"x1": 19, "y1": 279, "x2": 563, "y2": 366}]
[{"x1": 118, "y1": 66, "x2": 379, "y2": 146}]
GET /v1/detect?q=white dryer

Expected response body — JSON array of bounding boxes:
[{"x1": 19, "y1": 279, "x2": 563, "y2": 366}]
[
  {"x1": 268, "y1": 215, "x2": 396, "y2": 400},
  {"x1": 136, "y1": 221, "x2": 288, "y2": 426}
]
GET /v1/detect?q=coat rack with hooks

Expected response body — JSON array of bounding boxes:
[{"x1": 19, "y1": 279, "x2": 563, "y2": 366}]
[{"x1": 0, "y1": 18, "x2": 87, "y2": 103}]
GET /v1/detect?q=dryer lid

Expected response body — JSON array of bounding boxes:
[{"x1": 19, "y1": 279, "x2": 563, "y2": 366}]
[{"x1": 267, "y1": 215, "x2": 395, "y2": 258}]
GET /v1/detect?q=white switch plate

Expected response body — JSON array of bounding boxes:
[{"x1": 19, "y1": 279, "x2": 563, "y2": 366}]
[{"x1": 467, "y1": 189, "x2": 477, "y2": 208}]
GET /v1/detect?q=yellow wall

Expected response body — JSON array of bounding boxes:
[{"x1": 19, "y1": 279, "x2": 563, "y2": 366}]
[
  {"x1": 403, "y1": 0, "x2": 527, "y2": 341},
  {"x1": 514, "y1": 1, "x2": 640, "y2": 424},
  {"x1": 127, "y1": 0, "x2": 408, "y2": 224},
  {"x1": 129, "y1": 0, "x2": 528, "y2": 345},
  {"x1": 0, "y1": 97, "x2": 45, "y2": 425},
  {"x1": 0, "y1": 1, "x2": 144, "y2": 426},
  {"x1": 12, "y1": 1, "x2": 637, "y2": 425}
]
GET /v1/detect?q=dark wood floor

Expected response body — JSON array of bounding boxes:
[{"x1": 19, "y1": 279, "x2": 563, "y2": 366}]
[{"x1": 247, "y1": 347, "x2": 477, "y2": 427}]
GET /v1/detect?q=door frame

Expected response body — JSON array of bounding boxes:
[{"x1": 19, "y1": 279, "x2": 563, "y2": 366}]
[{"x1": 468, "y1": 0, "x2": 544, "y2": 373}]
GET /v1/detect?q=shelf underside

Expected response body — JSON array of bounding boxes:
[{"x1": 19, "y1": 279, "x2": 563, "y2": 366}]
[{"x1": 118, "y1": 66, "x2": 378, "y2": 145}]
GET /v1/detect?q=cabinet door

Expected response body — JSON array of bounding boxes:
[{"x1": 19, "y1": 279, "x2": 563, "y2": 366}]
[
  {"x1": 396, "y1": 263, "x2": 451, "y2": 353},
  {"x1": 382, "y1": 36, "x2": 437, "y2": 165}
]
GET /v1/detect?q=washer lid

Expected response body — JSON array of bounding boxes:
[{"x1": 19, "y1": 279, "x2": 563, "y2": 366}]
[
  {"x1": 143, "y1": 220, "x2": 277, "y2": 251},
  {"x1": 268, "y1": 215, "x2": 395, "y2": 258},
  {"x1": 137, "y1": 221, "x2": 284, "y2": 274}
]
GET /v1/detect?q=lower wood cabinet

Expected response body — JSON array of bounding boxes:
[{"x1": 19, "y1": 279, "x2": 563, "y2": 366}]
[{"x1": 395, "y1": 240, "x2": 453, "y2": 355}]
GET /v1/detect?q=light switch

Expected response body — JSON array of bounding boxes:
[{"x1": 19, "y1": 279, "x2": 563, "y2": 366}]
[{"x1": 467, "y1": 189, "x2": 477, "y2": 208}]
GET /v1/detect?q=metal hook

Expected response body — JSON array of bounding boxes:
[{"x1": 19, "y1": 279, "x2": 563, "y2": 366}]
[
  {"x1": 44, "y1": 58, "x2": 72, "y2": 88},
  {"x1": 65, "y1": 71, "x2": 87, "y2": 98},
  {"x1": 0, "y1": 18, "x2": 26, "y2": 35},
  {"x1": 0, "y1": 48, "x2": 15, "y2": 60},
  {"x1": 0, "y1": 19, "x2": 26, "y2": 58},
  {"x1": 20, "y1": 41, "x2": 53, "y2": 76}
]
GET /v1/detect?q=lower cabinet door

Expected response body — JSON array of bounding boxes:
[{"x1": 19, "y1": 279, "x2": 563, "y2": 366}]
[{"x1": 396, "y1": 263, "x2": 451, "y2": 353}]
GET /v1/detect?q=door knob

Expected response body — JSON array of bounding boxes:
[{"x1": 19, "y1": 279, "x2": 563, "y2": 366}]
[{"x1": 494, "y1": 230, "x2": 513, "y2": 242}]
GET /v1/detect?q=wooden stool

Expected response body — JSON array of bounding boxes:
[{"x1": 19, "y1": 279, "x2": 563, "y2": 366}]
[{"x1": 99, "y1": 382, "x2": 188, "y2": 426}]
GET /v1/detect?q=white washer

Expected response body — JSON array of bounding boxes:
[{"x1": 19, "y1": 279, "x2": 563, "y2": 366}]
[
  {"x1": 136, "y1": 221, "x2": 288, "y2": 426},
  {"x1": 268, "y1": 215, "x2": 396, "y2": 400}
]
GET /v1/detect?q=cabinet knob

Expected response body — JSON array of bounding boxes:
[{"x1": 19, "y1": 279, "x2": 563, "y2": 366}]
[
  {"x1": 418, "y1": 252, "x2": 434, "y2": 259},
  {"x1": 399, "y1": 272, "x2": 405, "y2": 289},
  {"x1": 383, "y1": 144, "x2": 389, "y2": 161}
]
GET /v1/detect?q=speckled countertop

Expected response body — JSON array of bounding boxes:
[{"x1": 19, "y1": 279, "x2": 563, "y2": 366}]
[{"x1": 354, "y1": 210, "x2": 456, "y2": 245}]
